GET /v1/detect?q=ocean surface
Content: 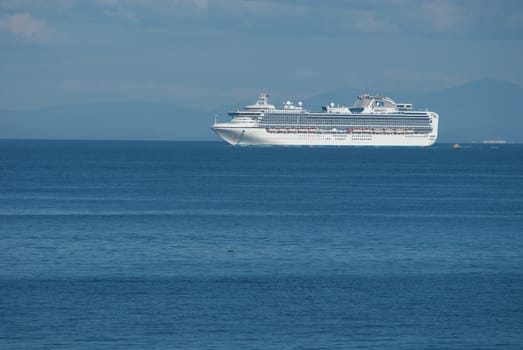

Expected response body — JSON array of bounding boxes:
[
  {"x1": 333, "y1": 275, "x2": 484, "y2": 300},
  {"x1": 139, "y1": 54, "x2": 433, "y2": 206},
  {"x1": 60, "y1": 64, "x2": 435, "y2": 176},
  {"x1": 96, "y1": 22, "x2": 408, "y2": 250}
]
[{"x1": 1, "y1": 140, "x2": 522, "y2": 349}]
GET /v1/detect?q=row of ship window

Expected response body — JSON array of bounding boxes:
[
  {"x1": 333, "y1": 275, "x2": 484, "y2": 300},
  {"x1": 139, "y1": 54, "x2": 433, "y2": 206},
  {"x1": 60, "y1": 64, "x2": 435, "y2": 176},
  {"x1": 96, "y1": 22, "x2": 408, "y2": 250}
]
[
  {"x1": 260, "y1": 117, "x2": 429, "y2": 125},
  {"x1": 260, "y1": 120, "x2": 430, "y2": 127},
  {"x1": 266, "y1": 128, "x2": 433, "y2": 134}
]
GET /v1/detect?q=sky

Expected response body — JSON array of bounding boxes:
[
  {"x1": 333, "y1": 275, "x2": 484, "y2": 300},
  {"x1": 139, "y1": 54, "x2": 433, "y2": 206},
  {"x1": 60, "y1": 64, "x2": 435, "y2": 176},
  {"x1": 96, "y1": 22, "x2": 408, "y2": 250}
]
[{"x1": 1, "y1": 0, "x2": 522, "y2": 110}]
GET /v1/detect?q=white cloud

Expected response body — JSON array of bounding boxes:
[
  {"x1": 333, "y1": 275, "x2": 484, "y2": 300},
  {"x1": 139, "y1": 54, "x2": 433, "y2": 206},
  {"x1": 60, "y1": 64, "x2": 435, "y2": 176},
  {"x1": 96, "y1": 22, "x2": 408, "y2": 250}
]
[
  {"x1": 0, "y1": 13, "x2": 52, "y2": 42},
  {"x1": 350, "y1": 11, "x2": 397, "y2": 33},
  {"x1": 417, "y1": 0, "x2": 462, "y2": 32},
  {"x1": 96, "y1": 0, "x2": 119, "y2": 5},
  {"x1": 103, "y1": 7, "x2": 139, "y2": 23},
  {"x1": 0, "y1": 0, "x2": 74, "y2": 10},
  {"x1": 127, "y1": 0, "x2": 208, "y2": 11},
  {"x1": 190, "y1": 0, "x2": 208, "y2": 10},
  {"x1": 233, "y1": 0, "x2": 274, "y2": 14},
  {"x1": 508, "y1": 12, "x2": 523, "y2": 29}
]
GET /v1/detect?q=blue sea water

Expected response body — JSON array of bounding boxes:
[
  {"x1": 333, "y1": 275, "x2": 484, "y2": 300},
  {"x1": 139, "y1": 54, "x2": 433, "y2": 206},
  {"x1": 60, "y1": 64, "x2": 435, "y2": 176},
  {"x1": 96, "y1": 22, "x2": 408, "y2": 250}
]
[{"x1": 0, "y1": 140, "x2": 522, "y2": 349}]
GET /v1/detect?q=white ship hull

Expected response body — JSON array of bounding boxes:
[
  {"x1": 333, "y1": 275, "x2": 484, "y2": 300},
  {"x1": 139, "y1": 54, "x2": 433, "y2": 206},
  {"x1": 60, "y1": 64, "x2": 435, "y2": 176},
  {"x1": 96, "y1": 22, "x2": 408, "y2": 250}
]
[{"x1": 213, "y1": 123, "x2": 438, "y2": 147}]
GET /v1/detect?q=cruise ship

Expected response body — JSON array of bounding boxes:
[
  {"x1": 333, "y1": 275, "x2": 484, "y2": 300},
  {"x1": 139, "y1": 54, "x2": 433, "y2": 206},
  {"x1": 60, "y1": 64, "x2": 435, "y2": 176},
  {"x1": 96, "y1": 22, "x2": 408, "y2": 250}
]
[{"x1": 212, "y1": 93, "x2": 438, "y2": 146}]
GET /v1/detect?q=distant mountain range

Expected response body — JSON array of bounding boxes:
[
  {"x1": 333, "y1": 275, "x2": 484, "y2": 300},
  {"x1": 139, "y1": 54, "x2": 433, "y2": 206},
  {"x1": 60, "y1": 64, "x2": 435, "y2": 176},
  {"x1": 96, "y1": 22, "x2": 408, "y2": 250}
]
[{"x1": 1, "y1": 78, "x2": 522, "y2": 143}]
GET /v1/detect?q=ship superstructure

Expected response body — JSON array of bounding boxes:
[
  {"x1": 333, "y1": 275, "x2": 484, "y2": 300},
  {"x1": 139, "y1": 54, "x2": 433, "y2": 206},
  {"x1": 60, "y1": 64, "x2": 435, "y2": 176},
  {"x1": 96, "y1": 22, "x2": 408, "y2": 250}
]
[{"x1": 212, "y1": 93, "x2": 438, "y2": 146}]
